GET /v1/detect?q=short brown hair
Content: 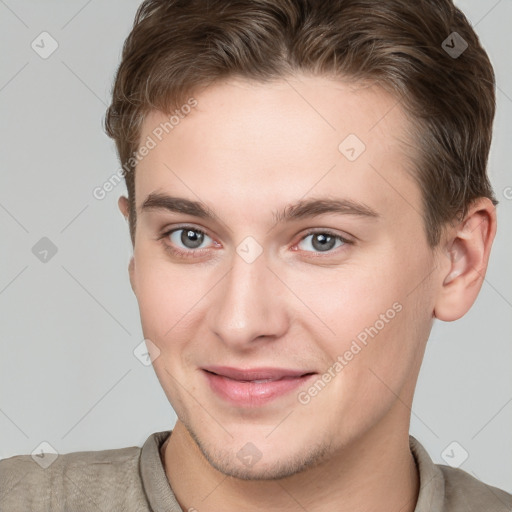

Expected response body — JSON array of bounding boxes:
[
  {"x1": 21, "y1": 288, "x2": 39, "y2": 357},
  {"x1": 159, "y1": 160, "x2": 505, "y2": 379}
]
[{"x1": 104, "y1": 0, "x2": 498, "y2": 247}]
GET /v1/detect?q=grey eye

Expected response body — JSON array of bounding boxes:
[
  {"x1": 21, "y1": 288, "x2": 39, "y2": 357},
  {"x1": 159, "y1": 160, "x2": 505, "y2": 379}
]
[
  {"x1": 298, "y1": 232, "x2": 345, "y2": 253},
  {"x1": 169, "y1": 228, "x2": 211, "y2": 250}
]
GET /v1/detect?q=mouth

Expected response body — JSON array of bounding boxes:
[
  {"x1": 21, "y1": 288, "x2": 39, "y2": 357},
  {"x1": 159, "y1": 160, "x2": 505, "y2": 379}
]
[{"x1": 202, "y1": 366, "x2": 317, "y2": 407}]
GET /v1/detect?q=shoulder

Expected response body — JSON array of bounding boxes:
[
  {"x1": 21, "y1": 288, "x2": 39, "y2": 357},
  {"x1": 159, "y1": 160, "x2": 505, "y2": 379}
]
[
  {"x1": 0, "y1": 444, "x2": 149, "y2": 511},
  {"x1": 409, "y1": 435, "x2": 512, "y2": 512},
  {"x1": 438, "y1": 463, "x2": 512, "y2": 511}
]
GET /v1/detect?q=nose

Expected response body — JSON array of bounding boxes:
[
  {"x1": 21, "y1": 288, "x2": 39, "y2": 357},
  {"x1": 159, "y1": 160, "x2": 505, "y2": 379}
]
[{"x1": 207, "y1": 249, "x2": 289, "y2": 350}]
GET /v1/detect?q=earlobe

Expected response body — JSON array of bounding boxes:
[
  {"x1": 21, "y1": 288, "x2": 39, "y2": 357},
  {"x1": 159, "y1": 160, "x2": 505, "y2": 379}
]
[{"x1": 433, "y1": 198, "x2": 496, "y2": 322}]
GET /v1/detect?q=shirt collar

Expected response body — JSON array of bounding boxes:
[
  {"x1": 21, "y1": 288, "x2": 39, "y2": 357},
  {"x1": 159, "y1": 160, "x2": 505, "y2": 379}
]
[
  {"x1": 140, "y1": 430, "x2": 445, "y2": 512},
  {"x1": 140, "y1": 430, "x2": 182, "y2": 512},
  {"x1": 409, "y1": 434, "x2": 446, "y2": 511}
]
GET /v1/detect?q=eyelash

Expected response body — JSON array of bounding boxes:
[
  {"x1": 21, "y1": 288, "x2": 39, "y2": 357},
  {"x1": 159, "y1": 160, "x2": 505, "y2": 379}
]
[{"x1": 158, "y1": 225, "x2": 354, "y2": 259}]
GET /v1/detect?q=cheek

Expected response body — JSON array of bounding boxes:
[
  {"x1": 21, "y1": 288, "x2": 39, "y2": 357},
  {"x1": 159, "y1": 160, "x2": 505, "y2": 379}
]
[
  {"x1": 133, "y1": 252, "x2": 217, "y2": 354},
  {"x1": 287, "y1": 259, "x2": 404, "y2": 344},
  {"x1": 302, "y1": 252, "x2": 430, "y2": 393},
  {"x1": 133, "y1": 260, "x2": 206, "y2": 413},
  {"x1": 338, "y1": 285, "x2": 432, "y2": 414}
]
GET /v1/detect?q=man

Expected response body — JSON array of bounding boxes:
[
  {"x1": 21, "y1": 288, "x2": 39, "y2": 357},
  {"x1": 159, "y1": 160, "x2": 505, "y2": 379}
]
[{"x1": 1, "y1": 0, "x2": 510, "y2": 510}]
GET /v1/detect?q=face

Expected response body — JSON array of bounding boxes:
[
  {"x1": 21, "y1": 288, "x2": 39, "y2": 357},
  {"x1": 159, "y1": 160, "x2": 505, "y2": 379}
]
[{"x1": 125, "y1": 75, "x2": 440, "y2": 479}]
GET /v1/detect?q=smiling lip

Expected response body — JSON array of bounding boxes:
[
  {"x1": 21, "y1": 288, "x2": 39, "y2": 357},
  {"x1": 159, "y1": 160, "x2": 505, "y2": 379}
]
[{"x1": 202, "y1": 366, "x2": 316, "y2": 407}]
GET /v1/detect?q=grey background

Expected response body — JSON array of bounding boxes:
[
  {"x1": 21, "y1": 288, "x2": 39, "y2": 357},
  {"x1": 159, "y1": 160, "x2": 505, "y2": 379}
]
[{"x1": 0, "y1": 0, "x2": 511, "y2": 494}]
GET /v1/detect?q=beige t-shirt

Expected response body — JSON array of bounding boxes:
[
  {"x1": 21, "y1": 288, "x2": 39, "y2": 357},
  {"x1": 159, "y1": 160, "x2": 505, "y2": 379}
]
[{"x1": 1, "y1": 431, "x2": 510, "y2": 511}]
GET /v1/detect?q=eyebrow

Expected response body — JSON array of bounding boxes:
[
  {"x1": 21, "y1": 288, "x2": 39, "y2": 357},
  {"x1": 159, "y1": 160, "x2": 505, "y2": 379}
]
[{"x1": 140, "y1": 192, "x2": 380, "y2": 224}]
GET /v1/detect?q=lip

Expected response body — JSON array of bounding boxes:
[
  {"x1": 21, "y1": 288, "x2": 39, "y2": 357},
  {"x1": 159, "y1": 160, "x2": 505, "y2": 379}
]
[{"x1": 202, "y1": 366, "x2": 317, "y2": 407}]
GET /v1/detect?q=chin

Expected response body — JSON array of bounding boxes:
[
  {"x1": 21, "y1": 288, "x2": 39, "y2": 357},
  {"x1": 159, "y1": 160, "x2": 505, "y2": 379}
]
[{"x1": 191, "y1": 429, "x2": 332, "y2": 481}]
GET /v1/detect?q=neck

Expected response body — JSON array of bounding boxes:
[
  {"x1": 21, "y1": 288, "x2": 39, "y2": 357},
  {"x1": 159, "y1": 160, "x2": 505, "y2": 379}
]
[{"x1": 162, "y1": 416, "x2": 419, "y2": 512}]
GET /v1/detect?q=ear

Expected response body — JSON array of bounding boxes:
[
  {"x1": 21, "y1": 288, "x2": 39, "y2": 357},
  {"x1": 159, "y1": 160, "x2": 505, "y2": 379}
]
[
  {"x1": 127, "y1": 256, "x2": 136, "y2": 295},
  {"x1": 118, "y1": 195, "x2": 130, "y2": 220},
  {"x1": 433, "y1": 197, "x2": 497, "y2": 322},
  {"x1": 118, "y1": 195, "x2": 137, "y2": 295}
]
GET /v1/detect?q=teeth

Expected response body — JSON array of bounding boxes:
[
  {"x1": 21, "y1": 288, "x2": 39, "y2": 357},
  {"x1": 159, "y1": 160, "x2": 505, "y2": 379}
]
[{"x1": 247, "y1": 379, "x2": 274, "y2": 383}]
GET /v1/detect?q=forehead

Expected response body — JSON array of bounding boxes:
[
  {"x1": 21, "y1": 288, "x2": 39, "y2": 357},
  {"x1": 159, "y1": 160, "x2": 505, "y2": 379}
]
[{"x1": 134, "y1": 75, "x2": 421, "y2": 227}]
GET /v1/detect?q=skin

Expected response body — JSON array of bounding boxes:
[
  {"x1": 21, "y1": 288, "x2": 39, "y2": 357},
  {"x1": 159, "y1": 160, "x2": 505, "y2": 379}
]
[{"x1": 118, "y1": 74, "x2": 496, "y2": 512}]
